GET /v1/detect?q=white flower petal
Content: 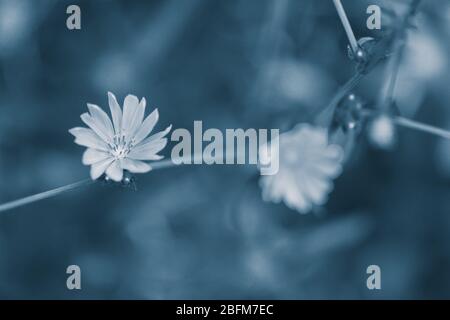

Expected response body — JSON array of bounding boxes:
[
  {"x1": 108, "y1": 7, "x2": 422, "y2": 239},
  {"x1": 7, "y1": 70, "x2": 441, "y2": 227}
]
[
  {"x1": 285, "y1": 179, "x2": 310, "y2": 213},
  {"x1": 120, "y1": 158, "x2": 152, "y2": 173},
  {"x1": 128, "y1": 137, "x2": 168, "y2": 161},
  {"x1": 135, "y1": 124, "x2": 172, "y2": 147},
  {"x1": 108, "y1": 92, "x2": 122, "y2": 135},
  {"x1": 90, "y1": 158, "x2": 114, "y2": 180},
  {"x1": 129, "y1": 98, "x2": 146, "y2": 138},
  {"x1": 82, "y1": 148, "x2": 111, "y2": 165},
  {"x1": 133, "y1": 108, "x2": 159, "y2": 145},
  {"x1": 69, "y1": 127, "x2": 109, "y2": 151},
  {"x1": 300, "y1": 173, "x2": 327, "y2": 206},
  {"x1": 106, "y1": 160, "x2": 124, "y2": 182},
  {"x1": 80, "y1": 113, "x2": 112, "y2": 143},
  {"x1": 311, "y1": 158, "x2": 342, "y2": 177},
  {"x1": 87, "y1": 103, "x2": 115, "y2": 140},
  {"x1": 324, "y1": 144, "x2": 343, "y2": 161},
  {"x1": 121, "y1": 94, "x2": 142, "y2": 139}
]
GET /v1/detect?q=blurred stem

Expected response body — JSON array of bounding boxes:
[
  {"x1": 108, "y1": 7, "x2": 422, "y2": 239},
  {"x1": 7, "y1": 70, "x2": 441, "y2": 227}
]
[
  {"x1": 363, "y1": 108, "x2": 450, "y2": 140},
  {"x1": 393, "y1": 116, "x2": 450, "y2": 140},
  {"x1": 332, "y1": 0, "x2": 358, "y2": 53},
  {"x1": 377, "y1": 0, "x2": 422, "y2": 111},
  {"x1": 378, "y1": 39, "x2": 404, "y2": 111}
]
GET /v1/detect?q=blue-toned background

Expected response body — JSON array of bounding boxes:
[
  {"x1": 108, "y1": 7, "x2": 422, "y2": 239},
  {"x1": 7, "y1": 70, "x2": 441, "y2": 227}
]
[{"x1": 0, "y1": 0, "x2": 449, "y2": 299}]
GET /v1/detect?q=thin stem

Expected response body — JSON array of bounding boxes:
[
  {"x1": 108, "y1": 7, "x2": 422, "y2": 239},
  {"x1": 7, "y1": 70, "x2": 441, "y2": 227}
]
[
  {"x1": 0, "y1": 179, "x2": 94, "y2": 213},
  {"x1": 0, "y1": 160, "x2": 182, "y2": 214},
  {"x1": 0, "y1": 153, "x2": 238, "y2": 214},
  {"x1": 332, "y1": 0, "x2": 358, "y2": 53},
  {"x1": 393, "y1": 116, "x2": 450, "y2": 140},
  {"x1": 378, "y1": 40, "x2": 404, "y2": 110},
  {"x1": 362, "y1": 107, "x2": 450, "y2": 140}
]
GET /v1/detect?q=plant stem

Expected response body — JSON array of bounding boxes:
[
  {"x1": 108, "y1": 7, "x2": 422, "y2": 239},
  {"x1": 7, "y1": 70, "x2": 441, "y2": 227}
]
[
  {"x1": 362, "y1": 107, "x2": 450, "y2": 140},
  {"x1": 377, "y1": 0, "x2": 422, "y2": 111},
  {"x1": 378, "y1": 39, "x2": 404, "y2": 111},
  {"x1": 0, "y1": 153, "x2": 234, "y2": 214},
  {"x1": 0, "y1": 179, "x2": 94, "y2": 213},
  {"x1": 0, "y1": 159, "x2": 181, "y2": 214},
  {"x1": 332, "y1": 0, "x2": 358, "y2": 53},
  {"x1": 393, "y1": 116, "x2": 450, "y2": 140}
]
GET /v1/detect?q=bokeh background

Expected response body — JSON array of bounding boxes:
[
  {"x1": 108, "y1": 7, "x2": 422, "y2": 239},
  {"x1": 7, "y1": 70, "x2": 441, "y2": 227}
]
[{"x1": 0, "y1": 0, "x2": 449, "y2": 299}]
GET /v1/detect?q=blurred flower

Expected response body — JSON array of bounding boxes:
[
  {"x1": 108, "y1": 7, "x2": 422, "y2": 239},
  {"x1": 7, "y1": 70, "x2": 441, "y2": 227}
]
[
  {"x1": 367, "y1": 115, "x2": 396, "y2": 150},
  {"x1": 259, "y1": 124, "x2": 343, "y2": 214},
  {"x1": 69, "y1": 92, "x2": 171, "y2": 182}
]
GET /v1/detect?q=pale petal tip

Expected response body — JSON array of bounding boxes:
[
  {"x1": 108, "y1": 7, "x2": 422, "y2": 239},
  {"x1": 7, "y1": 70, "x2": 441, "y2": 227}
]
[
  {"x1": 107, "y1": 91, "x2": 118, "y2": 103},
  {"x1": 80, "y1": 112, "x2": 89, "y2": 121},
  {"x1": 125, "y1": 94, "x2": 139, "y2": 100},
  {"x1": 151, "y1": 108, "x2": 159, "y2": 120},
  {"x1": 90, "y1": 167, "x2": 101, "y2": 181},
  {"x1": 107, "y1": 171, "x2": 123, "y2": 182},
  {"x1": 68, "y1": 127, "x2": 78, "y2": 136}
]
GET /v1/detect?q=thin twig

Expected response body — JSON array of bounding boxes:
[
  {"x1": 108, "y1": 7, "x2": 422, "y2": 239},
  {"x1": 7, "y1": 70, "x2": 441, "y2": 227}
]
[
  {"x1": 0, "y1": 159, "x2": 181, "y2": 214},
  {"x1": 0, "y1": 179, "x2": 94, "y2": 213},
  {"x1": 377, "y1": 39, "x2": 404, "y2": 111},
  {"x1": 362, "y1": 108, "x2": 450, "y2": 140},
  {"x1": 393, "y1": 116, "x2": 450, "y2": 140},
  {"x1": 0, "y1": 152, "x2": 243, "y2": 214},
  {"x1": 332, "y1": 0, "x2": 358, "y2": 53}
]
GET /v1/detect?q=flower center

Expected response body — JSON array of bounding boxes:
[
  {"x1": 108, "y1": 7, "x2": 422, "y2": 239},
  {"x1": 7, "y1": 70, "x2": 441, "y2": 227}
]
[{"x1": 109, "y1": 134, "x2": 134, "y2": 160}]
